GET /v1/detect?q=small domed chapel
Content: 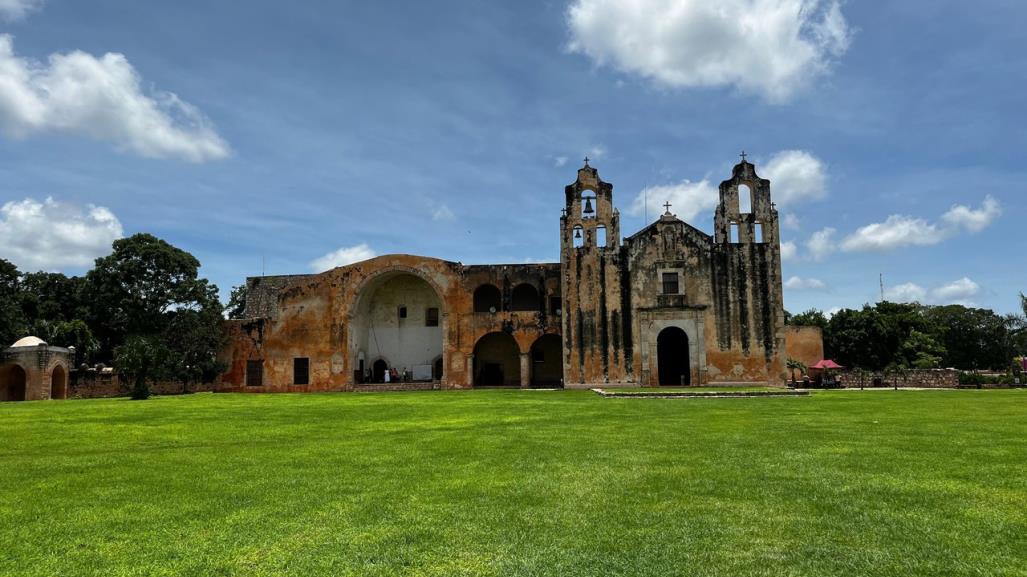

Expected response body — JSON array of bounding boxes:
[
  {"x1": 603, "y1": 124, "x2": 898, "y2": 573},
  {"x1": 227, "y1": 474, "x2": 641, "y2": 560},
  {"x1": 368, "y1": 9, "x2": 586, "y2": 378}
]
[{"x1": 221, "y1": 157, "x2": 789, "y2": 390}]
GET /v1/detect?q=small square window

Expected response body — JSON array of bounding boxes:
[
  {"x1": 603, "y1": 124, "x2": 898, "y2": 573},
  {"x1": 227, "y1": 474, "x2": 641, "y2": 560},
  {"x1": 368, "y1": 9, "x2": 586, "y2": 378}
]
[
  {"x1": 294, "y1": 358, "x2": 309, "y2": 385},
  {"x1": 398, "y1": 306, "x2": 407, "y2": 319},
  {"x1": 662, "y1": 272, "x2": 680, "y2": 295},
  {"x1": 246, "y1": 360, "x2": 263, "y2": 387},
  {"x1": 426, "y1": 307, "x2": 439, "y2": 327}
]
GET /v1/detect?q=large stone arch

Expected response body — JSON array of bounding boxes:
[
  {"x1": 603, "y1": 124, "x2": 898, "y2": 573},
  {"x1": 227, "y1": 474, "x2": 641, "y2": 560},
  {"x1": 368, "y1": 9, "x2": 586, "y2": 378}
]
[
  {"x1": 0, "y1": 363, "x2": 27, "y2": 402},
  {"x1": 49, "y1": 362, "x2": 69, "y2": 400},
  {"x1": 346, "y1": 265, "x2": 449, "y2": 385},
  {"x1": 472, "y1": 332, "x2": 522, "y2": 387}
]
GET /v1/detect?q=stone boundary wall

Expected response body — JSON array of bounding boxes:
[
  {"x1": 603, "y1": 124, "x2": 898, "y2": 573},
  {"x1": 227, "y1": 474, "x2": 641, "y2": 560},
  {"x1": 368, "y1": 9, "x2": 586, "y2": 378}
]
[
  {"x1": 69, "y1": 373, "x2": 219, "y2": 399},
  {"x1": 837, "y1": 369, "x2": 959, "y2": 389}
]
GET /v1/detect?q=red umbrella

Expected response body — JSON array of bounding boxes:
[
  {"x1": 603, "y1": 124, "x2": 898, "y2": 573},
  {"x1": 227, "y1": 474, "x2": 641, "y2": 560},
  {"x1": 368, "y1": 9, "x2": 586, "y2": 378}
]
[{"x1": 810, "y1": 359, "x2": 844, "y2": 370}]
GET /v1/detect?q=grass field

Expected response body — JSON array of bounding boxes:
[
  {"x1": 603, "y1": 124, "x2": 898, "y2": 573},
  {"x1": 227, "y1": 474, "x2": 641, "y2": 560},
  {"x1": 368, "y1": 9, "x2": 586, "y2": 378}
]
[{"x1": 1, "y1": 390, "x2": 1024, "y2": 577}]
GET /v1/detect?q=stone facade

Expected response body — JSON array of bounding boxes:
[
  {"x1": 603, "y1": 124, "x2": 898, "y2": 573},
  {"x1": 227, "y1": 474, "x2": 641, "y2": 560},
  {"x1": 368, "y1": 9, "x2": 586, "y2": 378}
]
[
  {"x1": 220, "y1": 158, "x2": 799, "y2": 391},
  {"x1": 785, "y1": 326, "x2": 825, "y2": 369},
  {"x1": 838, "y1": 369, "x2": 960, "y2": 389}
]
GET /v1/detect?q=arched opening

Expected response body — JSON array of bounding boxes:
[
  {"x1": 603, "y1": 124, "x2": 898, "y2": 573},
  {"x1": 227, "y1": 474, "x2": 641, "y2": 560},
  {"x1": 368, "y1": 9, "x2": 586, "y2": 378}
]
[
  {"x1": 0, "y1": 364, "x2": 27, "y2": 402},
  {"x1": 738, "y1": 184, "x2": 752, "y2": 214},
  {"x1": 530, "y1": 334, "x2": 563, "y2": 388},
  {"x1": 581, "y1": 193, "x2": 596, "y2": 219},
  {"x1": 433, "y1": 356, "x2": 444, "y2": 381},
  {"x1": 372, "y1": 359, "x2": 388, "y2": 383},
  {"x1": 50, "y1": 365, "x2": 68, "y2": 400},
  {"x1": 511, "y1": 283, "x2": 540, "y2": 311},
  {"x1": 572, "y1": 225, "x2": 584, "y2": 248},
  {"x1": 473, "y1": 284, "x2": 502, "y2": 313},
  {"x1": 351, "y1": 271, "x2": 444, "y2": 385},
  {"x1": 473, "y1": 332, "x2": 520, "y2": 387},
  {"x1": 657, "y1": 327, "x2": 691, "y2": 386}
]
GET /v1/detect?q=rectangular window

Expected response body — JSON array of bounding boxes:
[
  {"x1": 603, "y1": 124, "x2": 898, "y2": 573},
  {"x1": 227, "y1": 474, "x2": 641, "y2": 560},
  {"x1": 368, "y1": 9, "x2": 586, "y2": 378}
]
[
  {"x1": 426, "y1": 307, "x2": 439, "y2": 327},
  {"x1": 549, "y1": 296, "x2": 562, "y2": 316},
  {"x1": 293, "y1": 358, "x2": 309, "y2": 385},
  {"x1": 246, "y1": 360, "x2": 263, "y2": 387},
  {"x1": 398, "y1": 306, "x2": 407, "y2": 319},
  {"x1": 730, "y1": 223, "x2": 740, "y2": 243},
  {"x1": 662, "y1": 272, "x2": 680, "y2": 295},
  {"x1": 754, "y1": 223, "x2": 764, "y2": 243}
]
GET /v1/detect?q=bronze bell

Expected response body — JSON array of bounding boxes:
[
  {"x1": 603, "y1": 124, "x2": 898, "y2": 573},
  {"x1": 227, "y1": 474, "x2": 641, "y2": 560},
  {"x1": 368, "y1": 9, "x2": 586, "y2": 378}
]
[
  {"x1": 583, "y1": 197, "x2": 595, "y2": 215},
  {"x1": 574, "y1": 228, "x2": 582, "y2": 239}
]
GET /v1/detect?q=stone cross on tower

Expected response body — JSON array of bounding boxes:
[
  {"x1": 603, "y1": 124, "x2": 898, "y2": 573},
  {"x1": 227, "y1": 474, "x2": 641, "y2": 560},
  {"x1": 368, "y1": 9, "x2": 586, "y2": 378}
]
[
  {"x1": 740, "y1": 150, "x2": 747, "y2": 162},
  {"x1": 663, "y1": 201, "x2": 672, "y2": 214}
]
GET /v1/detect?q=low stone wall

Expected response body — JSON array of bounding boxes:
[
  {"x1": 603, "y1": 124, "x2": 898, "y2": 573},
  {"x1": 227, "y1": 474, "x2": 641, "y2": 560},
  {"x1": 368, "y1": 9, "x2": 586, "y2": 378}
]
[
  {"x1": 69, "y1": 373, "x2": 219, "y2": 399},
  {"x1": 837, "y1": 369, "x2": 959, "y2": 389}
]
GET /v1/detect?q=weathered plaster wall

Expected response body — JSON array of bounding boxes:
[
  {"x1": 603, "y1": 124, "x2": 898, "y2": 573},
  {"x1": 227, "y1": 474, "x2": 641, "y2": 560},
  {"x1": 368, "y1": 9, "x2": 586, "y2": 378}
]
[{"x1": 784, "y1": 326, "x2": 825, "y2": 368}]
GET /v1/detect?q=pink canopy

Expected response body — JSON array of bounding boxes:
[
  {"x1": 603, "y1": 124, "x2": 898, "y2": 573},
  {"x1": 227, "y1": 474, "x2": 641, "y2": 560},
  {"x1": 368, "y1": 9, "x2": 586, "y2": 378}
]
[{"x1": 810, "y1": 359, "x2": 844, "y2": 370}]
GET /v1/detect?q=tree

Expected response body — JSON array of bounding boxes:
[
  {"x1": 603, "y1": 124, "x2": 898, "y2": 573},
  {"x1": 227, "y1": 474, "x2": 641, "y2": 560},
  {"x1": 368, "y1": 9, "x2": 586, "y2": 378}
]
[
  {"x1": 789, "y1": 308, "x2": 828, "y2": 330},
  {"x1": 923, "y1": 305, "x2": 1009, "y2": 370},
  {"x1": 0, "y1": 259, "x2": 27, "y2": 347},
  {"x1": 226, "y1": 284, "x2": 248, "y2": 319},
  {"x1": 899, "y1": 330, "x2": 946, "y2": 369},
  {"x1": 86, "y1": 233, "x2": 215, "y2": 361},
  {"x1": 162, "y1": 282, "x2": 227, "y2": 392},
  {"x1": 115, "y1": 335, "x2": 170, "y2": 400},
  {"x1": 786, "y1": 357, "x2": 806, "y2": 385}
]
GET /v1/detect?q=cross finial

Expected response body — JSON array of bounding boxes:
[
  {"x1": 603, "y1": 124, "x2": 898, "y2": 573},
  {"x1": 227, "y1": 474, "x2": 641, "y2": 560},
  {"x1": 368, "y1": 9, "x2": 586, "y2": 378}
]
[
  {"x1": 663, "y1": 201, "x2": 672, "y2": 213},
  {"x1": 740, "y1": 150, "x2": 748, "y2": 162},
  {"x1": 583, "y1": 156, "x2": 590, "y2": 167}
]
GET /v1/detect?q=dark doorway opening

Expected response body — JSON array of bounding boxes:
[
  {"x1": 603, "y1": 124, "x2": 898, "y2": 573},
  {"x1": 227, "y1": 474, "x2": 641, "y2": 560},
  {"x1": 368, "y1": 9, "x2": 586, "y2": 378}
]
[
  {"x1": 0, "y1": 364, "x2": 27, "y2": 402},
  {"x1": 657, "y1": 327, "x2": 691, "y2": 386},
  {"x1": 530, "y1": 334, "x2": 563, "y2": 388},
  {"x1": 473, "y1": 332, "x2": 520, "y2": 387},
  {"x1": 434, "y1": 357, "x2": 444, "y2": 381},
  {"x1": 372, "y1": 359, "x2": 388, "y2": 383}
]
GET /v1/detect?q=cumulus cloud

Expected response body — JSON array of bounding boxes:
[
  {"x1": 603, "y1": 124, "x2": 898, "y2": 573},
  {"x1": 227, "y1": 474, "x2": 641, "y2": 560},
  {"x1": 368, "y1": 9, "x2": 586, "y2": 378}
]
[
  {"x1": 310, "y1": 243, "x2": 376, "y2": 272},
  {"x1": 841, "y1": 196, "x2": 1000, "y2": 253},
  {"x1": 806, "y1": 227, "x2": 837, "y2": 261},
  {"x1": 566, "y1": 0, "x2": 852, "y2": 103},
  {"x1": 782, "y1": 213, "x2": 801, "y2": 231},
  {"x1": 0, "y1": 0, "x2": 42, "y2": 20},
  {"x1": 885, "y1": 277, "x2": 981, "y2": 306},
  {"x1": 431, "y1": 204, "x2": 455, "y2": 222},
  {"x1": 784, "y1": 276, "x2": 827, "y2": 291},
  {"x1": 762, "y1": 150, "x2": 827, "y2": 205},
  {"x1": 780, "y1": 240, "x2": 797, "y2": 261},
  {"x1": 941, "y1": 195, "x2": 1001, "y2": 233},
  {"x1": 0, "y1": 35, "x2": 230, "y2": 162},
  {"x1": 0, "y1": 197, "x2": 123, "y2": 271},
  {"x1": 628, "y1": 179, "x2": 718, "y2": 222}
]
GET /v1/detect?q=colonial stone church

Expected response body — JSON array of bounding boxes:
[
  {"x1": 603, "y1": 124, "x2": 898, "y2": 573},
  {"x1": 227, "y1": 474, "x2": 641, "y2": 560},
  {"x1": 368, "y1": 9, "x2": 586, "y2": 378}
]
[{"x1": 220, "y1": 156, "x2": 790, "y2": 390}]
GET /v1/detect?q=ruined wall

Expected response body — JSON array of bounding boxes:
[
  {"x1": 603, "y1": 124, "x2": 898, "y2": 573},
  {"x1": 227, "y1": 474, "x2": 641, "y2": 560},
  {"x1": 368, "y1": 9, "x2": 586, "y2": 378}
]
[
  {"x1": 784, "y1": 326, "x2": 824, "y2": 368},
  {"x1": 837, "y1": 369, "x2": 959, "y2": 389}
]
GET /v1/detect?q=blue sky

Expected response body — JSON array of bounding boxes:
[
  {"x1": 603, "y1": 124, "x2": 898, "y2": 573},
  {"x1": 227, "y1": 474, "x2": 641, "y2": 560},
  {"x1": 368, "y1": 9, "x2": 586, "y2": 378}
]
[{"x1": 0, "y1": 0, "x2": 1023, "y2": 315}]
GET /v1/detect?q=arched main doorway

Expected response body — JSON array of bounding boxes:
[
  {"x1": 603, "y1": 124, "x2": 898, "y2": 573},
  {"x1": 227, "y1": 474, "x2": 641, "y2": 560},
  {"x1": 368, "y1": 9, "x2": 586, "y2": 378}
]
[
  {"x1": 0, "y1": 364, "x2": 27, "y2": 402},
  {"x1": 51, "y1": 365, "x2": 68, "y2": 400},
  {"x1": 351, "y1": 270, "x2": 444, "y2": 384},
  {"x1": 657, "y1": 327, "x2": 691, "y2": 386},
  {"x1": 473, "y1": 332, "x2": 520, "y2": 387},
  {"x1": 530, "y1": 334, "x2": 563, "y2": 388}
]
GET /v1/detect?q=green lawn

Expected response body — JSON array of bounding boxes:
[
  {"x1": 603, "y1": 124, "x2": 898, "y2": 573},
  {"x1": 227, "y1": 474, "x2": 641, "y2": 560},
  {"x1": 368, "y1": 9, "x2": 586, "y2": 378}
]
[{"x1": 1, "y1": 390, "x2": 1024, "y2": 577}]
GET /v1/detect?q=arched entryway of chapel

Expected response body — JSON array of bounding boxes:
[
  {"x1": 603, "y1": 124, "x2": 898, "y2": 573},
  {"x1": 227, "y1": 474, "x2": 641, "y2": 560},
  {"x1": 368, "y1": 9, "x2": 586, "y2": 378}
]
[
  {"x1": 530, "y1": 334, "x2": 563, "y2": 388},
  {"x1": 0, "y1": 363, "x2": 27, "y2": 402},
  {"x1": 472, "y1": 332, "x2": 521, "y2": 387},
  {"x1": 657, "y1": 327, "x2": 691, "y2": 386},
  {"x1": 349, "y1": 268, "x2": 446, "y2": 385},
  {"x1": 50, "y1": 363, "x2": 69, "y2": 400}
]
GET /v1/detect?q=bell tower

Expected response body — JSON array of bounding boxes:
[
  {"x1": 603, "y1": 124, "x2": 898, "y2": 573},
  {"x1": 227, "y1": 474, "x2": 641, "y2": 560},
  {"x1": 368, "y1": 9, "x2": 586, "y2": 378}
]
[{"x1": 560, "y1": 159, "x2": 627, "y2": 385}]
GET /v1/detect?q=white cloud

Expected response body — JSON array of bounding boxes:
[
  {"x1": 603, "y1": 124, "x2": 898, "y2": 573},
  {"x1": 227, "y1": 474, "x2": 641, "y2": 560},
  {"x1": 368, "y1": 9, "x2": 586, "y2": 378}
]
[
  {"x1": 884, "y1": 277, "x2": 981, "y2": 306},
  {"x1": 841, "y1": 196, "x2": 1000, "y2": 253},
  {"x1": 0, "y1": 0, "x2": 42, "y2": 20},
  {"x1": 431, "y1": 204, "x2": 455, "y2": 222},
  {"x1": 941, "y1": 195, "x2": 1001, "y2": 233},
  {"x1": 588, "y1": 145, "x2": 606, "y2": 160},
  {"x1": 566, "y1": 0, "x2": 852, "y2": 103},
  {"x1": 0, "y1": 197, "x2": 123, "y2": 271},
  {"x1": 554, "y1": 156, "x2": 569, "y2": 167},
  {"x1": 806, "y1": 227, "x2": 837, "y2": 261},
  {"x1": 780, "y1": 240, "x2": 797, "y2": 261},
  {"x1": 840, "y1": 215, "x2": 945, "y2": 252},
  {"x1": 310, "y1": 243, "x2": 376, "y2": 272},
  {"x1": 763, "y1": 150, "x2": 827, "y2": 205},
  {"x1": 782, "y1": 213, "x2": 801, "y2": 231},
  {"x1": 784, "y1": 276, "x2": 827, "y2": 291},
  {"x1": 627, "y1": 179, "x2": 718, "y2": 222},
  {"x1": 0, "y1": 35, "x2": 230, "y2": 162}
]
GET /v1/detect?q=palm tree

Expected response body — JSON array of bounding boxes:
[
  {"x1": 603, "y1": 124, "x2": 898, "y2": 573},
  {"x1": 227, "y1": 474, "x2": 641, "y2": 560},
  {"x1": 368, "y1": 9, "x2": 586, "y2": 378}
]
[{"x1": 786, "y1": 358, "x2": 806, "y2": 387}]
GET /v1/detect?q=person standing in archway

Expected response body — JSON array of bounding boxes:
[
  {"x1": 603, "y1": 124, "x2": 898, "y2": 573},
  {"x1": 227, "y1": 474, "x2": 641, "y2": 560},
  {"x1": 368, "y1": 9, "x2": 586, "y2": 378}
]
[{"x1": 383, "y1": 366, "x2": 391, "y2": 384}]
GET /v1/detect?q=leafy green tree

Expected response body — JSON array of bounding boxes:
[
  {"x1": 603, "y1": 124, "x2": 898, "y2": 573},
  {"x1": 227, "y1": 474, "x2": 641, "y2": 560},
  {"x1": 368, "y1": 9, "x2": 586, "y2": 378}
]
[
  {"x1": 899, "y1": 330, "x2": 946, "y2": 369},
  {"x1": 115, "y1": 335, "x2": 170, "y2": 400},
  {"x1": 162, "y1": 283, "x2": 227, "y2": 391},
  {"x1": 226, "y1": 284, "x2": 248, "y2": 319},
  {"x1": 19, "y1": 272, "x2": 89, "y2": 324},
  {"x1": 789, "y1": 308, "x2": 828, "y2": 330},
  {"x1": 785, "y1": 358, "x2": 806, "y2": 385},
  {"x1": 0, "y1": 259, "x2": 28, "y2": 347},
  {"x1": 923, "y1": 305, "x2": 1009, "y2": 370}
]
